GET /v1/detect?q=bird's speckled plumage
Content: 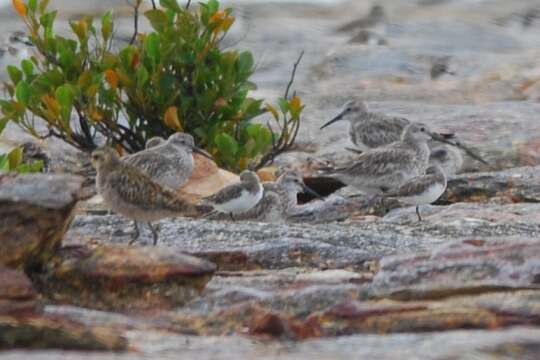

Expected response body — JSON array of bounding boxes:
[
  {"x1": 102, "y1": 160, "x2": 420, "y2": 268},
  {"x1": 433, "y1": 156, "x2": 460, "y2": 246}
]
[
  {"x1": 236, "y1": 170, "x2": 316, "y2": 222},
  {"x1": 321, "y1": 100, "x2": 410, "y2": 151},
  {"x1": 92, "y1": 147, "x2": 200, "y2": 244},
  {"x1": 323, "y1": 123, "x2": 434, "y2": 194},
  {"x1": 122, "y1": 133, "x2": 197, "y2": 190}
]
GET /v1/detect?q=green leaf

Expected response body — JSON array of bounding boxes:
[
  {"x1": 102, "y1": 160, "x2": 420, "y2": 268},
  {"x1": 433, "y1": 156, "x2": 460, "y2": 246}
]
[
  {"x1": 16, "y1": 160, "x2": 43, "y2": 173},
  {"x1": 159, "y1": 0, "x2": 180, "y2": 12},
  {"x1": 0, "y1": 154, "x2": 9, "y2": 171},
  {"x1": 236, "y1": 51, "x2": 254, "y2": 75},
  {"x1": 7, "y1": 147, "x2": 23, "y2": 169},
  {"x1": 15, "y1": 82, "x2": 30, "y2": 105},
  {"x1": 277, "y1": 97, "x2": 289, "y2": 113},
  {"x1": 143, "y1": 33, "x2": 160, "y2": 64},
  {"x1": 38, "y1": 0, "x2": 50, "y2": 14},
  {"x1": 207, "y1": 0, "x2": 219, "y2": 14},
  {"x1": 215, "y1": 132, "x2": 238, "y2": 158},
  {"x1": 6, "y1": 66, "x2": 22, "y2": 84},
  {"x1": 28, "y1": 0, "x2": 37, "y2": 12},
  {"x1": 101, "y1": 11, "x2": 113, "y2": 40},
  {"x1": 136, "y1": 66, "x2": 149, "y2": 86},
  {"x1": 21, "y1": 59, "x2": 34, "y2": 78},
  {"x1": 145, "y1": 9, "x2": 168, "y2": 33},
  {"x1": 0, "y1": 118, "x2": 8, "y2": 135},
  {"x1": 55, "y1": 84, "x2": 75, "y2": 122}
]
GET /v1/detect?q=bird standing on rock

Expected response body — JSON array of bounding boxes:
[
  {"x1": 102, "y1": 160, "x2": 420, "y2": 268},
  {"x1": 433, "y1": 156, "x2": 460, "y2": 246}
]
[
  {"x1": 91, "y1": 147, "x2": 201, "y2": 245},
  {"x1": 321, "y1": 99, "x2": 488, "y2": 167},
  {"x1": 236, "y1": 170, "x2": 322, "y2": 222},
  {"x1": 201, "y1": 170, "x2": 263, "y2": 220},
  {"x1": 321, "y1": 123, "x2": 439, "y2": 195},
  {"x1": 123, "y1": 132, "x2": 213, "y2": 190},
  {"x1": 383, "y1": 164, "x2": 447, "y2": 221},
  {"x1": 320, "y1": 99, "x2": 410, "y2": 152}
]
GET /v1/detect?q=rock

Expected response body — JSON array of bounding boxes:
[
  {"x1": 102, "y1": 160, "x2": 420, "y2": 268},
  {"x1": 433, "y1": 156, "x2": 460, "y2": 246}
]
[
  {"x1": 178, "y1": 153, "x2": 239, "y2": 202},
  {"x1": 0, "y1": 266, "x2": 37, "y2": 316},
  {"x1": 41, "y1": 244, "x2": 217, "y2": 310},
  {"x1": 441, "y1": 165, "x2": 540, "y2": 204},
  {"x1": 0, "y1": 314, "x2": 127, "y2": 351},
  {"x1": 0, "y1": 173, "x2": 86, "y2": 270},
  {"x1": 371, "y1": 238, "x2": 540, "y2": 300},
  {"x1": 0, "y1": 266, "x2": 127, "y2": 351}
]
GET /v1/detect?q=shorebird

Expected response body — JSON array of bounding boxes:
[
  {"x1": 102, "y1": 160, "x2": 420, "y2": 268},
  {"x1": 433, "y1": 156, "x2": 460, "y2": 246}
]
[
  {"x1": 429, "y1": 144, "x2": 463, "y2": 175},
  {"x1": 337, "y1": 5, "x2": 385, "y2": 32},
  {"x1": 320, "y1": 100, "x2": 411, "y2": 152},
  {"x1": 430, "y1": 56, "x2": 455, "y2": 80},
  {"x1": 91, "y1": 147, "x2": 201, "y2": 245},
  {"x1": 322, "y1": 100, "x2": 488, "y2": 167},
  {"x1": 236, "y1": 170, "x2": 321, "y2": 222},
  {"x1": 383, "y1": 164, "x2": 447, "y2": 221},
  {"x1": 320, "y1": 123, "x2": 438, "y2": 195},
  {"x1": 122, "y1": 132, "x2": 212, "y2": 190},
  {"x1": 201, "y1": 170, "x2": 263, "y2": 219}
]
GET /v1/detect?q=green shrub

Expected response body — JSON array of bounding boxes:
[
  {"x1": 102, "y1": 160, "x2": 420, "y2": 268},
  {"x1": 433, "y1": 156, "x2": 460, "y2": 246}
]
[
  {"x1": 1, "y1": 0, "x2": 304, "y2": 172},
  {"x1": 0, "y1": 115, "x2": 43, "y2": 173}
]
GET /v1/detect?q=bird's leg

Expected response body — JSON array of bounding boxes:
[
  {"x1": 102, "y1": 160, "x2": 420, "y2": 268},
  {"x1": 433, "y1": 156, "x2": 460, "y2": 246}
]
[
  {"x1": 229, "y1": 213, "x2": 235, "y2": 221},
  {"x1": 147, "y1": 222, "x2": 159, "y2": 246},
  {"x1": 416, "y1": 206, "x2": 423, "y2": 222},
  {"x1": 128, "y1": 221, "x2": 140, "y2": 245}
]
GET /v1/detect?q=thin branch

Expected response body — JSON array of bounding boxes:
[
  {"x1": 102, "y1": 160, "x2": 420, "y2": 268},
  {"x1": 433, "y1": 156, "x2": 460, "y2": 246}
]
[
  {"x1": 128, "y1": 0, "x2": 142, "y2": 45},
  {"x1": 283, "y1": 50, "x2": 304, "y2": 100}
]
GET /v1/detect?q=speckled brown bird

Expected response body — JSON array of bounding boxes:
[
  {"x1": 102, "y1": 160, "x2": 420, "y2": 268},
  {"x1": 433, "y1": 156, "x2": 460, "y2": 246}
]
[{"x1": 91, "y1": 147, "x2": 201, "y2": 245}]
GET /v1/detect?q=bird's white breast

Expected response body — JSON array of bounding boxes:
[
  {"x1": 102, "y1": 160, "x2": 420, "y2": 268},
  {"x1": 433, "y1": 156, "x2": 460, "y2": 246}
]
[
  {"x1": 399, "y1": 183, "x2": 446, "y2": 206},
  {"x1": 215, "y1": 187, "x2": 263, "y2": 215}
]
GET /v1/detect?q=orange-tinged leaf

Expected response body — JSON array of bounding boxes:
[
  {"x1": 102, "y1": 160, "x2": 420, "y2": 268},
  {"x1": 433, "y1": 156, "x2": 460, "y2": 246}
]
[
  {"x1": 289, "y1": 95, "x2": 302, "y2": 113},
  {"x1": 131, "y1": 51, "x2": 140, "y2": 68},
  {"x1": 209, "y1": 11, "x2": 225, "y2": 25},
  {"x1": 221, "y1": 16, "x2": 235, "y2": 32},
  {"x1": 214, "y1": 97, "x2": 227, "y2": 108},
  {"x1": 163, "y1": 106, "x2": 182, "y2": 131},
  {"x1": 104, "y1": 69, "x2": 119, "y2": 89},
  {"x1": 90, "y1": 109, "x2": 104, "y2": 122},
  {"x1": 12, "y1": 0, "x2": 26, "y2": 17},
  {"x1": 265, "y1": 103, "x2": 280, "y2": 121},
  {"x1": 41, "y1": 94, "x2": 60, "y2": 115}
]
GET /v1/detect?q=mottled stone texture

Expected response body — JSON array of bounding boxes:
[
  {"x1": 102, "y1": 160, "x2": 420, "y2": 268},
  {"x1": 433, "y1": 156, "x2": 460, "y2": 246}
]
[
  {"x1": 0, "y1": 173, "x2": 85, "y2": 270},
  {"x1": 42, "y1": 245, "x2": 217, "y2": 310}
]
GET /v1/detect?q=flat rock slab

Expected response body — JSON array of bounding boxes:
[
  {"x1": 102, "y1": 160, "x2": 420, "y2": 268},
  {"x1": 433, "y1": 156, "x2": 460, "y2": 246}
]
[
  {"x1": 41, "y1": 245, "x2": 217, "y2": 311},
  {"x1": 441, "y1": 165, "x2": 540, "y2": 203},
  {"x1": 65, "y1": 215, "x2": 434, "y2": 271},
  {"x1": 0, "y1": 173, "x2": 85, "y2": 270},
  {"x1": 0, "y1": 314, "x2": 127, "y2": 351},
  {"x1": 3, "y1": 326, "x2": 540, "y2": 359}
]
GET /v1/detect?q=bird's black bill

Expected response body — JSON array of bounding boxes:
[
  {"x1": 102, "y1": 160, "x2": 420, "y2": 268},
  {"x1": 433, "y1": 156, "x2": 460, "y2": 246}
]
[
  {"x1": 454, "y1": 142, "x2": 489, "y2": 165},
  {"x1": 301, "y1": 183, "x2": 323, "y2": 199},
  {"x1": 431, "y1": 134, "x2": 489, "y2": 166},
  {"x1": 345, "y1": 147, "x2": 363, "y2": 154},
  {"x1": 430, "y1": 132, "x2": 458, "y2": 146},
  {"x1": 320, "y1": 111, "x2": 345, "y2": 130},
  {"x1": 193, "y1": 146, "x2": 214, "y2": 160}
]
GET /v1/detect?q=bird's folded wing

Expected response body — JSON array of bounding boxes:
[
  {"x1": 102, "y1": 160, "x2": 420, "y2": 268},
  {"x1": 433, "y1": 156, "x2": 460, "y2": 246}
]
[
  {"x1": 384, "y1": 174, "x2": 435, "y2": 198},
  {"x1": 202, "y1": 184, "x2": 244, "y2": 205},
  {"x1": 334, "y1": 147, "x2": 415, "y2": 177}
]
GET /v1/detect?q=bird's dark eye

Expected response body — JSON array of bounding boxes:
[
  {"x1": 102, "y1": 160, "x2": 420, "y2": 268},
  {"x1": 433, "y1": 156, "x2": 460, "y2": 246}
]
[{"x1": 420, "y1": 127, "x2": 425, "y2": 132}]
